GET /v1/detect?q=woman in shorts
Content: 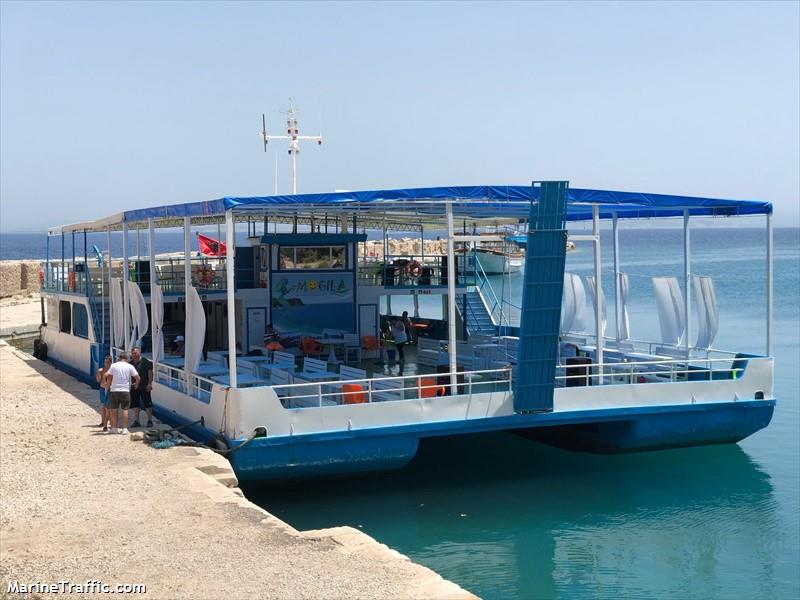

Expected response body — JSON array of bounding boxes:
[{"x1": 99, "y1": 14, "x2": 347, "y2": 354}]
[{"x1": 95, "y1": 355, "x2": 112, "y2": 431}]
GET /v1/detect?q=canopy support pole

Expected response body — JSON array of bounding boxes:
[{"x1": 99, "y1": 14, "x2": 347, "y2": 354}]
[
  {"x1": 107, "y1": 225, "x2": 114, "y2": 353},
  {"x1": 593, "y1": 205, "x2": 603, "y2": 381},
  {"x1": 61, "y1": 232, "x2": 64, "y2": 292},
  {"x1": 148, "y1": 218, "x2": 157, "y2": 371},
  {"x1": 767, "y1": 212, "x2": 773, "y2": 356},
  {"x1": 446, "y1": 200, "x2": 458, "y2": 391},
  {"x1": 44, "y1": 235, "x2": 50, "y2": 323},
  {"x1": 225, "y1": 210, "x2": 238, "y2": 389},
  {"x1": 683, "y1": 210, "x2": 691, "y2": 357},
  {"x1": 612, "y1": 212, "x2": 621, "y2": 343},
  {"x1": 83, "y1": 231, "x2": 89, "y2": 298},
  {"x1": 122, "y1": 222, "x2": 130, "y2": 352},
  {"x1": 183, "y1": 217, "x2": 192, "y2": 376}
]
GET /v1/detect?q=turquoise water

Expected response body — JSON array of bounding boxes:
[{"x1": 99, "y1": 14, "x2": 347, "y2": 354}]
[{"x1": 244, "y1": 226, "x2": 799, "y2": 599}]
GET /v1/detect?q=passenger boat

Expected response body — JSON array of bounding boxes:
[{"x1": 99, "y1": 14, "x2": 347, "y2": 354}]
[
  {"x1": 37, "y1": 183, "x2": 776, "y2": 481},
  {"x1": 456, "y1": 235, "x2": 524, "y2": 274}
]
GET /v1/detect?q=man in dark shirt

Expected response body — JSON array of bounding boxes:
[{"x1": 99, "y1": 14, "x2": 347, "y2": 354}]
[{"x1": 130, "y1": 346, "x2": 154, "y2": 428}]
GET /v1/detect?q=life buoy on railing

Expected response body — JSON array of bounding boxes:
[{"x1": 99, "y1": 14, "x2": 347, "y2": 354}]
[
  {"x1": 406, "y1": 260, "x2": 423, "y2": 279},
  {"x1": 67, "y1": 271, "x2": 76, "y2": 292}
]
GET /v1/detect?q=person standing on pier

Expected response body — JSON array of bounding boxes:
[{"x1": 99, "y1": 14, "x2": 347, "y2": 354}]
[
  {"x1": 104, "y1": 352, "x2": 140, "y2": 435},
  {"x1": 130, "y1": 346, "x2": 154, "y2": 429},
  {"x1": 95, "y1": 355, "x2": 112, "y2": 432}
]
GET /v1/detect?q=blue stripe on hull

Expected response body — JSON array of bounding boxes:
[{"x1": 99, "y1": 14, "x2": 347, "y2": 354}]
[
  {"x1": 231, "y1": 435, "x2": 419, "y2": 483},
  {"x1": 516, "y1": 401, "x2": 775, "y2": 454}
]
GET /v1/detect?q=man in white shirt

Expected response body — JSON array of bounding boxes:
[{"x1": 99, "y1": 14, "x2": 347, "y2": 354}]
[{"x1": 104, "y1": 352, "x2": 140, "y2": 435}]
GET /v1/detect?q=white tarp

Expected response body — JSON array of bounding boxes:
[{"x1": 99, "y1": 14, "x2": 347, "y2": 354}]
[
  {"x1": 693, "y1": 275, "x2": 719, "y2": 349},
  {"x1": 652, "y1": 276, "x2": 685, "y2": 346},
  {"x1": 618, "y1": 272, "x2": 631, "y2": 341},
  {"x1": 150, "y1": 283, "x2": 164, "y2": 364},
  {"x1": 561, "y1": 273, "x2": 587, "y2": 333},
  {"x1": 584, "y1": 275, "x2": 607, "y2": 337},
  {"x1": 126, "y1": 280, "x2": 149, "y2": 350},
  {"x1": 183, "y1": 286, "x2": 206, "y2": 375},
  {"x1": 111, "y1": 277, "x2": 124, "y2": 349}
]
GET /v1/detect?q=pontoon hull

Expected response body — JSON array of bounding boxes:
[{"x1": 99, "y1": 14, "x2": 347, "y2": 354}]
[
  {"x1": 516, "y1": 401, "x2": 775, "y2": 454},
  {"x1": 221, "y1": 400, "x2": 774, "y2": 482}
]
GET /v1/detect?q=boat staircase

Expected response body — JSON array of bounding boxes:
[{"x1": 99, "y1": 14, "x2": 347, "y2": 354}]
[
  {"x1": 457, "y1": 289, "x2": 497, "y2": 336},
  {"x1": 86, "y1": 275, "x2": 112, "y2": 359},
  {"x1": 456, "y1": 252, "x2": 522, "y2": 337}
]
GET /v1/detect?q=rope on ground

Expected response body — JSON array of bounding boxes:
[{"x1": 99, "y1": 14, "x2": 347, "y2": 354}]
[{"x1": 142, "y1": 417, "x2": 262, "y2": 456}]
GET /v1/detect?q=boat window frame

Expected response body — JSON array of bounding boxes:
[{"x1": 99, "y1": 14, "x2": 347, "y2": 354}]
[
  {"x1": 278, "y1": 245, "x2": 347, "y2": 271},
  {"x1": 58, "y1": 300, "x2": 71, "y2": 334},
  {"x1": 71, "y1": 302, "x2": 89, "y2": 339}
]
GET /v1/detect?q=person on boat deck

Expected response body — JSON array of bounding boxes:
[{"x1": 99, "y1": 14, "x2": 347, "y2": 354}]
[
  {"x1": 95, "y1": 354, "x2": 112, "y2": 432},
  {"x1": 129, "y1": 346, "x2": 154, "y2": 429},
  {"x1": 168, "y1": 335, "x2": 185, "y2": 356},
  {"x1": 401, "y1": 311, "x2": 414, "y2": 344},
  {"x1": 392, "y1": 318, "x2": 408, "y2": 363},
  {"x1": 104, "y1": 352, "x2": 140, "y2": 435}
]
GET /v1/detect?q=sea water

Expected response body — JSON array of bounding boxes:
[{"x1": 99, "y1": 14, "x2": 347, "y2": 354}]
[{"x1": 243, "y1": 226, "x2": 799, "y2": 600}]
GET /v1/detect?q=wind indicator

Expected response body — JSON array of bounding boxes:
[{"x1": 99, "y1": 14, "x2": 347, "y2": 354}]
[{"x1": 261, "y1": 98, "x2": 322, "y2": 194}]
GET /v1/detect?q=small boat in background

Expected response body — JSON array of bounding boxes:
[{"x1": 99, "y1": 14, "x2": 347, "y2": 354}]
[{"x1": 458, "y1": 234, "x2": 524, "y2": 274}]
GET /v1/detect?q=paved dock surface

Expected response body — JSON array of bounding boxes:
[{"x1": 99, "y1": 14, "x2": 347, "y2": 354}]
[
  {"x1": 0, "y1": 342, "x2": 473, "y2": 599},
  {"x1": 0, "y1": 297, "x2": 40, "y2": 338}
]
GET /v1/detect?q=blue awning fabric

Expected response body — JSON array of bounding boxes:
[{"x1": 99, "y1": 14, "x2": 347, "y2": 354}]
[{"x1": 119, "y1": 184, "x2": 771, "y2": 228}]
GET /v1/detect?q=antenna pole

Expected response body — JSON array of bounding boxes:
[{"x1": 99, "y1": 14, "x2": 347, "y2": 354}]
[{"x1": 260, "y1": 98, "x2": 322, "y2": 195}]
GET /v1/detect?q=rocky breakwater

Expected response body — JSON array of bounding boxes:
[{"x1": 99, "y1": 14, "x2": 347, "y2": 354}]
[
  {"x1": 0, "y1": 260, "x2": 42, "y2": 299},
  {"x1": 362, "y1": 238, "x2": 448, "y2": 260}
]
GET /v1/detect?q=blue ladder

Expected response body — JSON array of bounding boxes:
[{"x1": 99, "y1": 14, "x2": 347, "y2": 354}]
[{"x1": 514, "y1": 181, "x2": 568, "y2": 413}]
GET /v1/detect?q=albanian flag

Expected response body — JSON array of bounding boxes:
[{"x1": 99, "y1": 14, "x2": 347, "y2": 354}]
[{"x1": 197, "y1": 233, "x2": 227, "y2": 257}]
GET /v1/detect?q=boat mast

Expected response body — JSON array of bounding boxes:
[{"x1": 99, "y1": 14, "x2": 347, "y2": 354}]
[{"x1": 261, "y1": 98, "x2": 322, "y2": 194}]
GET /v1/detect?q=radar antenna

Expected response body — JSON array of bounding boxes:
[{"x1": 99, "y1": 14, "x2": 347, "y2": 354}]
[{"x1": 260, "y1": 98, "x2": 322, "y2": 194}]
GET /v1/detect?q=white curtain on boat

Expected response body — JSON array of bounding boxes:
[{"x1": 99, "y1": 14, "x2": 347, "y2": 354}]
[
  {"x1": 150, "y1": 283, "x2": 164, "y2": 364},
  {"x1": 584, "y1": 275, "x2": 607, "y2": 337},
  {"x1": 652, "y1": 276, "x2": 685, "y2": 346},
  {"x1": 618, "y1": 272, "x2": 631, "y2": 341},
  {"x1": 693, "y1": 275, "x2": 719, "y2": 349},
  {"x1": 111, "y1": 277, "x2": 124, "y2": 349},
  {"x1": 183, "y1": 286, "x2": 206, "y2": 375},
  {"x1": 560, "y1": 273, "x2": 587, "y2": 333},
  {"x1": 126, "y1": 280, "x2": 149, "y2": 351}
]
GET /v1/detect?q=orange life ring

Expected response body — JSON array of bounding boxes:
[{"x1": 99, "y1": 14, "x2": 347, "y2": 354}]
[
  {"x1": 67, "y1": 271, "x2": 76, "y2": 292},
  {"x1": 406, "y1": 260, "x2": 423, "y2": 279}
]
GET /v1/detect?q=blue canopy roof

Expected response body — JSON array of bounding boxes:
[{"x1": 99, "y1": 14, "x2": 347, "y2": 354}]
[{"x1": 86, "y1": 183, "x2": 771, "y2": 233}]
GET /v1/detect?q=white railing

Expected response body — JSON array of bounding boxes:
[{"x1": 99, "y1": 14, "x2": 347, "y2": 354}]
[
  {"x1": 155, "y1": 363, "x2": 216, "y2": 402},
  {"x1": 272, "y1": 367, "x2": 513, "y2": 409},
  {"x1": 555, "y1": 356, "x2": 747, "y2": 387}
]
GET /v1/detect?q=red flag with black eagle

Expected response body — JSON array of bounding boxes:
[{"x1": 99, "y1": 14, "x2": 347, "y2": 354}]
[{"x1": 197, "y1": 233, "x2": 227, "y2": 257}]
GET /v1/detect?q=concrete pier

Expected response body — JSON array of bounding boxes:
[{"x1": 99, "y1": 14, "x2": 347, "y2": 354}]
[{"x1": 0, "y1": 341, "x2": 474, "y2": 599}]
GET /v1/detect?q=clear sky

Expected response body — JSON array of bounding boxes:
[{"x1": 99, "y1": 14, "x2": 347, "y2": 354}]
[{"x1": 1, "y1": 1, "x2": 798, "y2": 232}]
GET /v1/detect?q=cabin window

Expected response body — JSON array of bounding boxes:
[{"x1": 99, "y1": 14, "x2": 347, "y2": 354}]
[
  {"x1": 279, "y1": 246, "x2": 346, "y2": 270},
  {"x1": 46, "y1": 299, "x2": 58, "y2": 326},
  {"x1": 72, "y1": 303, "x2": 89, "y2": 339},
  {"x1": 59, "y1": 301, "x2": 71, "y2": 333}
]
